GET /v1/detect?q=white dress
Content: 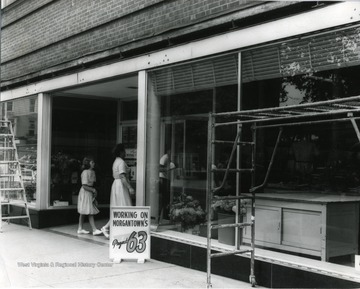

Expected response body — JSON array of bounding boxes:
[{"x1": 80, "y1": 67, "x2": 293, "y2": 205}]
[
  {"x1": 77, "y1": 169, "x2": 99, "y2": 215},
  {"x1": 110, "y1": 157, "x2": 132, "y2": 207}
]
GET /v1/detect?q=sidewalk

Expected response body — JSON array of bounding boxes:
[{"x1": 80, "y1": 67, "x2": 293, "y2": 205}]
[{"x1": 0, "y1": 220, "x2": 261, "y2": 288}]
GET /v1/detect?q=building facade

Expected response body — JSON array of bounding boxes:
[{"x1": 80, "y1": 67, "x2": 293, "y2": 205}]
[{"x1": 2, "y1": 0, "x2": 360, "y2": 287}]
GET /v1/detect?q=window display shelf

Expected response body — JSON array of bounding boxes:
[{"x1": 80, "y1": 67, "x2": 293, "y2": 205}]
[{"x1": 243, "y1": 190, "x2": 360, "y2": 262}]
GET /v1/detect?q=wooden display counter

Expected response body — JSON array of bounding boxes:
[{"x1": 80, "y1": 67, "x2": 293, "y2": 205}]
[{"x1": 243, "y1": 189, "x2": 360, "y2": 261}]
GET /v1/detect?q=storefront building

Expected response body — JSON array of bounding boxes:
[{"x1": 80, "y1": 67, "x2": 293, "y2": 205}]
[{"x1": 2, "y1": 1, "x2": 360, "y2": 287}]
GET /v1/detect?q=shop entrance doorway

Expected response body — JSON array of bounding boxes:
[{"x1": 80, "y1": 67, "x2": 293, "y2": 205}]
[{"x1": 50, "y1": 75, "x2": 138, "y2": 208}]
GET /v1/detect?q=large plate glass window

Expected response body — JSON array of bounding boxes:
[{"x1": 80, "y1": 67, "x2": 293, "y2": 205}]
[
  {"x1": 0, "y1": 96, "x2": 38, "y2": 204},
  {"x1": 241, "y1": 26, "x2": 360, "y2": 266},
  {"x1": 147, "y1": 53, "x2": 239, "y2": 235}
]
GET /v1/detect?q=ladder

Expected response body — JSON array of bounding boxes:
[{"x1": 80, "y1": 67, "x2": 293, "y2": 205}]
[{"x1": 0, "y1": 120, "x2": 32, "y2": 232}]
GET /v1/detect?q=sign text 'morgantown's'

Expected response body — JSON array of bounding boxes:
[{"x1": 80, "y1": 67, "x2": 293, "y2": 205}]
[{"x1": 112, "y1": 219, "x2": 148, "y2": 227}]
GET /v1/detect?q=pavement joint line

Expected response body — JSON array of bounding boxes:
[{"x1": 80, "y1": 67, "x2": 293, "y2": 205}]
[
  {"x1": 47, "y1": 265, "x2": 182, "y2": 288},
  {"x1": 41, "y1": 229, "x2": 181, "y2": 270},
  {"x1": 44, "y1": 228, "x2": 109, "y2": 247},
  {"x1": 7, "y1": 264, "x2": 50, "y2": 288},
  {"x1": 0, "y1": 223, "x2": 261, "y2": 288}
]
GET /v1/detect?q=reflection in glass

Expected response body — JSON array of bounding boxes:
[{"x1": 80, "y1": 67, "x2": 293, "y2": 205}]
[
  {"x1": 147, "y1": 53, "x2": 239, "y2": 236},
  {"x1": 0, "y1": 97, "x2": 38, "y2": 203},
  {"x1": 146, "y1": 27, "x2": 360, "y2": 267},
  {"x1": 240, "y1": 29, "x2": 360, "y2": 266}
]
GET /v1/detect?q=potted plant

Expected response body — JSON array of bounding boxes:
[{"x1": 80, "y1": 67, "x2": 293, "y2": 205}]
[
  {"x1": 211, "y1": 196, "x2": 247, "y2": 245},
  {"x1": 169, "y1": 192, "x2": 206, "y2": 233},
  {"x1": 25, "y1": 182, "x2": 36, "y2": 202},
  {"x1": 51, "y1": 152, "x2": 80, "y2": 205}
]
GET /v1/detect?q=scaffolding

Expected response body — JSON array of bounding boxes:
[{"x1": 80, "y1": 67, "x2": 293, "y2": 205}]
[{"x1": 206, "y1": 95, "x2": 360, "y2": 288}]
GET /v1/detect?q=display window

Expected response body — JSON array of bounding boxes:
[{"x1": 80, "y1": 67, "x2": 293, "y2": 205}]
[
  {"x1": 238, "y1": 27, "x2": 360, "y2": 266},
  {"x1": 146, "y1": 53, "x2": 239, "y2": 234},
  {"x1": 146, "y1": 26, "x2": 360, "y2": 268},
  {"x1": 0, "y1": 96, "x2": 38, "y2": 204},
  {"x1": 241, "y1": 26, "x2": 360, "y2": 193}
]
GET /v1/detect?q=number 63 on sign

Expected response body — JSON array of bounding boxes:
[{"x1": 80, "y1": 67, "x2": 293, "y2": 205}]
[{"x1": 109, "y1": 206, "x2": 151, "y2": 263}]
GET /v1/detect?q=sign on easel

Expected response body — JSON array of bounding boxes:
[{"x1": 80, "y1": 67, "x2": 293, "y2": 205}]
[{"x1": 110, "y1": 206, "x2": 150, "y2": 263}]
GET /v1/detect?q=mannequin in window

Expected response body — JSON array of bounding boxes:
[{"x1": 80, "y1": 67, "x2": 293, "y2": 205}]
[{"x1": 159, "y1": 148, "x2": 176, "y2": 221}]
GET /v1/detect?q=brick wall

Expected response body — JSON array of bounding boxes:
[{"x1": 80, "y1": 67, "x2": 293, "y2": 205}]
[{"x1": 0, "y1": 0, "x2": 288, "y2": 86}]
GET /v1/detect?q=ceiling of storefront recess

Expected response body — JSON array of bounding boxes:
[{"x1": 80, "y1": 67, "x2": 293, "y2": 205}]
[{"x1": 59, "y1": 75, "x2": 138, "y2": 99}]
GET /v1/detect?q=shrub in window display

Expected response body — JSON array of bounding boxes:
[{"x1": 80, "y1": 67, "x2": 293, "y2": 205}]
[
  {"x1": 25, "y1": 182, "x2": 36, "y2": 201},
  {"x1": 169, "y1": 193, "x2": 206, "y2": 231},
  {"x1": 51, "y1": 152, "x2": 80, "y2": 184},
  {"x1": 51, "y1": 152, "x2": 81, "y2": 203},
  {"x1": 211, "y1": 195, "x2": 247, "y2": 215}
]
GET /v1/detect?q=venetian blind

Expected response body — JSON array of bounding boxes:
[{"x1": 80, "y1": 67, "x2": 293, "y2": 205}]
[
  {"x1": 242, "y1": 26, "x2": 360, "y2": 82},
  {"x1": 151, "y1": 54, "x2": 238, "y2": 96},
  {"x1": 151, "y1": 26, "x2": 360, "y2": 95}
]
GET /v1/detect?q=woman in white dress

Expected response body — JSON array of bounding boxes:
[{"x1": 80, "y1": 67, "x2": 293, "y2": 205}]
[
  {"x1": 101, "y1": 144, "x2": 135, "y2": 238},
  {"x1": 77, "y1": 157, "x2": 102, "y2": 235}
]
